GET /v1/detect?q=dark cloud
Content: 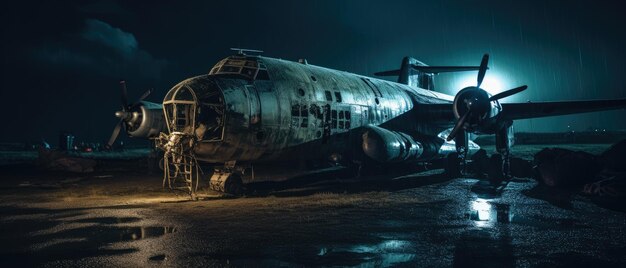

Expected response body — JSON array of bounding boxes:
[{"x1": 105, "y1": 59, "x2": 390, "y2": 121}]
[
  {"x1": 82, "y1": 19, "x2": 138, "y2": 56},
  {"x1": 33, "y1": 19, "x2": 167, "y2": 80}
]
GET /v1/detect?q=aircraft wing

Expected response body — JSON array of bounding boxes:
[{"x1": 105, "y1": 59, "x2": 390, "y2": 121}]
[
  {"x1": 500, "y1": 99, "x2": 626, "y2": 120},
  {"x1": 417, "y1": 98, "x2": 626, "y2": 122}
]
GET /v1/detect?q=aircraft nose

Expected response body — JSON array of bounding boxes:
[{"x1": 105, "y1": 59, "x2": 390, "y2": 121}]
[{"x1": 163, "y1": 76, "x2": 225, "y2": 141}]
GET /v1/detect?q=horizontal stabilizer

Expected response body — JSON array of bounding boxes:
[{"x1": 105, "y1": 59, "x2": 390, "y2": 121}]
[
  {"x1": 411, "y1": 65, "x2": 484, "y2": 74},
  {"x1": 374, "y1": 69, "x2": 401, "y2": 76},
  {"x1": 374, "y1": 66, "x2": 484, "y2": 77},
  {"x1": 374, "y1": 56, "x2": 485, "y2": 89}
]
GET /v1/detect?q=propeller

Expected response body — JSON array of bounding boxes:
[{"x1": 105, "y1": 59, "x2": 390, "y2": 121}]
[
  {"x1": 477, "y1": 54, "x2": 489, "y2": 87},
  {"x1": 106, "y1": 80, "x2": 153, "y2": 148},
  {"x1": 489, "y1": 85, "x2": 528, "y2": 101},
  {"x1": 446, "y1": 54, "x2": 528, "y2": 141}
]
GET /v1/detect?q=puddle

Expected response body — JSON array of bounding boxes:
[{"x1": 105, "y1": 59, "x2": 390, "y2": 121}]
[
  {"x1": 316, "y1": 240, "x2": 416, "y2": 266},
  {"x1": 149, "y1": 254, "x2": 167, "y2": 261},
  {"x1": 200, "y1": 240, "x2": 416, "y2": 267},
  {"x1": 30, "y1": 225, "x2": 177, "y2": 246},
  {"x1": 468, "y1": 198, "x2": 512, "y2": 227},
  {"x1": 114, "y1": 226, "x2": 176, "y2": 241},
  {"x1": 467, "y1": 198, "x2": 587, "y2": 229}
]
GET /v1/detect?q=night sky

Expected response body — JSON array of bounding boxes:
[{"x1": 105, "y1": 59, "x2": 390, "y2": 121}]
[{"x1": 1, "y1": 0, "x2": 625, "y2": 144}]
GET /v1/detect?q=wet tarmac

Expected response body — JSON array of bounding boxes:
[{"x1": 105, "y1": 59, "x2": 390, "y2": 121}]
[{"x1": 0, "y1": 144, "x2": 625, "y2": 267}]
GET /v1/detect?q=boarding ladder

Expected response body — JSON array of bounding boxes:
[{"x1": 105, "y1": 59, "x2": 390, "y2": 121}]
[{"x1": 157, "y1": 132, "x2": 202, "y2": 199}]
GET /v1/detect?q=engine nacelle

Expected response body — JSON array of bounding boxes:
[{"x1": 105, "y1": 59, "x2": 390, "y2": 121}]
[
  {"x1": 123, "y1": 101, "x2": 166, "y2": 138},
  {"x1": 453, "y1": 87, "x2": 502, "y2": 134},
  {"x1": 362, "y1": 125, "x2": 424, "y2": 163}
]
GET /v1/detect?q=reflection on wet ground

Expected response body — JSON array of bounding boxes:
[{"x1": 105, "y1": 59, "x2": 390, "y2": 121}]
[
  {"x1": 1, "y1": 163, "x2": 625, "y2": 266},
  {"x1": 0, "y1": 205, "x2": 175, "y2": 266},
  {"x1": 196, "y1": 240, "x2": 418, "y2": 267}
]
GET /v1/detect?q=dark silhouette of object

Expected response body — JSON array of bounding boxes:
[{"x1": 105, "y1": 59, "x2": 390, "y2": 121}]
[{"x1": 533, "y1": 148, "x2": 601, "y2": 187}]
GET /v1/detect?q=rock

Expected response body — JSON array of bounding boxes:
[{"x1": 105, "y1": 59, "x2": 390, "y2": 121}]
[{"x1": 533, "y1": 148, "x2": 601, "y2": 187}]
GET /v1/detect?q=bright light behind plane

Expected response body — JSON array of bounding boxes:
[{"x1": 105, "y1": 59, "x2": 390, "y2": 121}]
[{"x1": 454, "y1": 72, "x2": 508, "y2": 96}]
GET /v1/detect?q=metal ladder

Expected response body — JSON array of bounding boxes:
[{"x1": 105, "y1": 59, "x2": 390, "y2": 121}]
[{"x1": 158, "y1": 133, "x2": 201, "y2": 199}]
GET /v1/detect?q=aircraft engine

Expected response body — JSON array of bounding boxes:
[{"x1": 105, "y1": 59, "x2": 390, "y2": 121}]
[
  {"x1": 106, "y1": 81, "x2": 167, "y2": 148},
  {"x1": 362, "y1": 125, "x2": 424, "y2": 163},
  {"x1": 451, "y1": 87, "x2": 502, "y2": 134},
  {"x1": 447, "y1": 54, "x2": 527, "y2": 141},
  {"x1": 114, "y1": 101, "x2": 165, "y2": 138}
]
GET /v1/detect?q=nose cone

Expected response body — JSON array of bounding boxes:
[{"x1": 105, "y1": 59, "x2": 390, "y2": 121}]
[{"x1": 163, "y1": 75, "x2": 225, "y2": 141}]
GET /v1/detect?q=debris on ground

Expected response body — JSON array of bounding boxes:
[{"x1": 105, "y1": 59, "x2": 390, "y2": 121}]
[
  {"x1": 532, "y1": 139, "x2": 626, "y2": 197},
  {"x1": 37, "y1": 148, "x2": 97, "y2": 173},
  {"x1": 533, "y1": 148, "x2": 601, "y2": 187}
]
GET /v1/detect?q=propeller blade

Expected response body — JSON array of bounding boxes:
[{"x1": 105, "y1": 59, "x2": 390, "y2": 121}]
[
  {"x1": 447, "y1": 112, "x2": 470, "y2": 141},
  {"x1": 477, "y1": 54, "x2": 489, "y2": 88},
  {"x1": 129, "y1": 88, "x2": 153, "y2": 110},
  {"x1": 106, "y1": 119, "x2": 124, "y2": 148},
  {"x1": 120, "y1": 80, "x2": 129, "y2": 109},
  {"x1": 489, "y1": 85, "x2": 528, "y2": 101},
  {"x1": 138, "y1": 88, "x2": 152, "y2": 102}
]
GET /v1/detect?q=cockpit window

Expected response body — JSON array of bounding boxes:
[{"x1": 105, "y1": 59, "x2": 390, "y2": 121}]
[
  {"x1": 209, "y1": 55, "x2": 270, "y2": 80},
  {"x1": 163, "y1": 85, "x2": 197, "y2": 134}
]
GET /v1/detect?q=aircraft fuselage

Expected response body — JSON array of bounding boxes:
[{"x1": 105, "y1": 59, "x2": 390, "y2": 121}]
[{"x1": 163, "y1": 54, "x2": 469, "y2": 165}]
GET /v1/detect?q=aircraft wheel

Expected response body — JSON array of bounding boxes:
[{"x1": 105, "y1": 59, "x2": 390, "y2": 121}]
[
  {"x1": 209, "y1": 171, "x2": 243, "y2": 195},
  {"x1": 223, "y1": 174, "x2": 243, "y2": 195}
]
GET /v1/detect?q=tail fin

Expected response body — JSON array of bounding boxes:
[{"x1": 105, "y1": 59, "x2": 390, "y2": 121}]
[{"x1": 375, "y1": 57, "x2": 484, "y2": 90}]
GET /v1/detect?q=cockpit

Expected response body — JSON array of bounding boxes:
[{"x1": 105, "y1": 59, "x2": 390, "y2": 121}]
[
  {"x1": 208, "y1": 55, "x2": 270, "y2": 80},
  {"x1": 163, "y1": 77, "x2": 225, "y2": 142}
]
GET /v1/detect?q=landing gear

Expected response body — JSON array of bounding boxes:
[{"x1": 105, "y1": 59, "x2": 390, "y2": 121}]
[
  {"x1": 448, "y1": 130, "x2": 469, "y2": 177},
  {"x1": 209, "y1": 161, "x2": 244, "y2": 195},
  {"x1": 495, "y1": 123, "x2": 514, "y2": 180},
  {"x1": 447, "y1": 123, "x2": 514, "y2": 182}
]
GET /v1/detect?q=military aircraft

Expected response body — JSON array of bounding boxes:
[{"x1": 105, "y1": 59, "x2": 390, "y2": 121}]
[{"x1": 107, "y1": 48, "x2": 626, "y2": 197}]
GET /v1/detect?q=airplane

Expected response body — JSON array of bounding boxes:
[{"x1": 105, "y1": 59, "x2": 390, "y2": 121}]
[{"x1": 107, "y1": 48, "x2": 626, "y2": 198}]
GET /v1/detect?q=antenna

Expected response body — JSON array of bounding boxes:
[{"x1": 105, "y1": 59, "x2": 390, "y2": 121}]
[{"x1": 230, "y1": 48, "x2": 264, "y2": 55}]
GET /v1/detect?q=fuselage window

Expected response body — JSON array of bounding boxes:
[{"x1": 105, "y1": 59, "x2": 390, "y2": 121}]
[
  {"x1": 209, "y1": 56, "x2": 270, "y2": 81},
  {"x1": 325, "y1": 90, "x2": 333, "y2": 101},
  {"x1": 334, "y1": 92, "x2": 342, "y2": 103},
  {"x1": 301, "y1": 106, "x2": 308, "y2": 128},
  {"x1": 220, "y1": 66, "x2": 241, "y2": 73},
  {"x1": 330, "y1": 109, "x2": 351, "y2": 130},
  {"x1": 342, "y1": 109, "x2": 351, "y2": 129},
  {"x1": 256, "y1": 70, "x2": 270, "y2": 80},
  {"x1": 291, "y1": 104, "x2": 309, "y2": 128},
  {"x1": 242, "y1": 67, "x2": 257, "y2": 77}
]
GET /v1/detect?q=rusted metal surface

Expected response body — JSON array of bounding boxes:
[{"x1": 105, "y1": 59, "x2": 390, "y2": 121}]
[
  {"x1": 109, "y1": 52, "x2": 626, "y2": 195},
  {"x1": 161, "y1": 54, "x2": 459, "y2": 168}
]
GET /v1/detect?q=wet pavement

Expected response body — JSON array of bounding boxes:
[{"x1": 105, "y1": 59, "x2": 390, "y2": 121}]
[{"x1": 0, "y1": 145, "x2": 625, "y2": 267}]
